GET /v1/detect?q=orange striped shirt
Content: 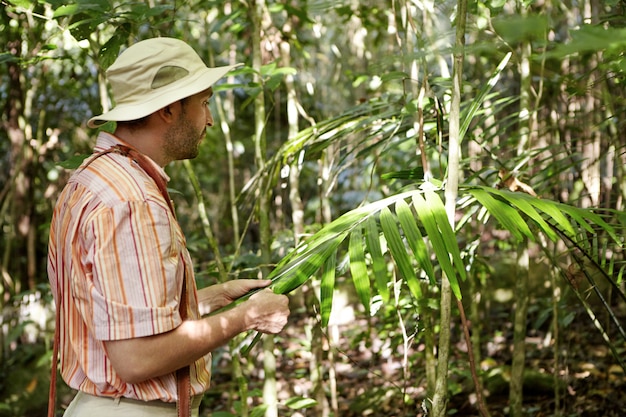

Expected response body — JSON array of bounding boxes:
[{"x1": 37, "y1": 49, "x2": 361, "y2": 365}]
[{"x1": 47, "y1": 132, "x2": 211, "y2": 402}]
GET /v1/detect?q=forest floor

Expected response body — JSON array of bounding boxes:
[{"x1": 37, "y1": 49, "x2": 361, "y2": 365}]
[{"x1": 205, "y1": 297, "x2": 626, "y2": 417}]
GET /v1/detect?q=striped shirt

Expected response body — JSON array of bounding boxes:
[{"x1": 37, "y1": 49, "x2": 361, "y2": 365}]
[{"x1": 47, "y1": 132, "x2": 211, "y2": 402}]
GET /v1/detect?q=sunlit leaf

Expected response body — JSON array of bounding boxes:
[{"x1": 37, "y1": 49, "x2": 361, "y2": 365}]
[
  {"x1": 270, "y1": 236, "x2": 344, "y2": 295},
  {"x1": 396, "y1": 198, "x2": 435, "y2": 284},
  {"x1": 56, "y1": 154, "x2": 89, "y2": 169},
  {"x1": 365, "y1": 216, "x2": 389, "y2": 302},
  {"x1": 460, "y1": 52, "x2": 512, "y2": 141},
  {"x1": 319, "y1": 253, "x2": 336, "y2": 328},
  {"x1": 558, "y1": 205, "x2": 618, "y2": 242},
  {"x1": 52, "y1": 4, "x2": 80, "y2": 18},
  {"x1": 349, "y1": 227, "x2": 371, "y2": 314},
  {"x1": 487, "y1": 188, "x2": 557, "y2": 241},
  {"x1": 411, "y1": 193, "x2": 462, "y2": 299},
  {"x1": 380, "y1": 207, "x2": 421, "y2": 299},
  {"x1": 285, "y1": 397, "x2": 318, "y2": 409},
  {"x1": 267, "y1": 191, "x2": 419, "y2": 295},
  {"x1": 424, "y1": 190, "x2": 467, "y2": 282},
  {"x1": 525, "y1": 197, "x2": 576, "y2": 237},
  {"x1": 469, "y1": 188, "x2": 532, "y2": 242}
]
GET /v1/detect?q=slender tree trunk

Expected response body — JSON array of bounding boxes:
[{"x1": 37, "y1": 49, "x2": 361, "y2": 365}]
[
  {"x1": 208, "y1": 2, "x2": 248, "y2": 412},
  {"x1": 510, "y1": 243, "x2": 530, "y2": 416},
  {"x1": 431, "y1": 0, "x2": 467, "y2": 415},
  {"x1": 249, "y1": 2, "x2": 278, "y2": 416},
  {"x1": 280, "y1": 35, "x2": 334, "y2": 417},
  {"x1": 395, "y1": 1, "x2": 439, "y2": 403},
  {"x1": 549, "y1": 243, "x2": 563, "y2": 416},
  {"x1": 580, "y1": 0, "x2": 601, "y2": 208},
  {"x1": 509, "y1": 2, "x2": 535, "y2": 412}
]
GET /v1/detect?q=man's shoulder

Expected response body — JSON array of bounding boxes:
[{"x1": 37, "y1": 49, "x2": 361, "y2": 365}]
[{"x1": 70, "y1": 151, "x2": 152, "y2": 207}]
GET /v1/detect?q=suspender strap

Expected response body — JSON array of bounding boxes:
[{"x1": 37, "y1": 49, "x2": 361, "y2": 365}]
[
  {"x1": 48, "y1": 144, "x2": 192, "y2": 417},
  {"x1": 176, "y1": 276, "x2": 192, "y2": 417},
  {"x1": 47, "y1": 290, "x2": 61, "y2": 417}
]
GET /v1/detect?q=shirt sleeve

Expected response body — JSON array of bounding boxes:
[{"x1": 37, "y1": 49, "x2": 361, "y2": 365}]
[{"x1": 74, "y1": 199, "x2": 184, "y2": 341}]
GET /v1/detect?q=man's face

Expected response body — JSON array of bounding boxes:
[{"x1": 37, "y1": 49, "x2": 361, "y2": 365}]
[{"x1": 164, "y1": 88, "x2": 214, "y2": 161}]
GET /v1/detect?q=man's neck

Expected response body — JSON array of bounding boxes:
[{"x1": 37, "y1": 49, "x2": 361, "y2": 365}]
[{"x1": 113, "y1": 126, "x2": 169, "y2": 167}]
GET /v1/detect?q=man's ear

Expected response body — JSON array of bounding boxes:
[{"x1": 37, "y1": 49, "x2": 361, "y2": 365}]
[{"x1": 157, "y1": 104, "x2": 177, "y2": 123}]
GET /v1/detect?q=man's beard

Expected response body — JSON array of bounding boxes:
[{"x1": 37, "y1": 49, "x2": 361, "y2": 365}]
[{"x1": 164, "y1": 115, "x2": 205, "y2": 161}]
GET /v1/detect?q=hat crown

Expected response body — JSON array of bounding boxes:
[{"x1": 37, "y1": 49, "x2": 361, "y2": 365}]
[
  {"x1": 87, "y1": 37, "x2": 241, "y2": 128},
  {"x1": 106, "y1": 38, "x2": 204, "y2": 105}
]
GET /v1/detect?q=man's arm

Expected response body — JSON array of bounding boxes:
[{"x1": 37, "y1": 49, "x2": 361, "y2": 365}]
[
  {"x1": 197, "y1": 279, "x2": 272, "y2": 315},
  {"x1": 103, "y1": 289, "x2": 289, "y2": 384}
]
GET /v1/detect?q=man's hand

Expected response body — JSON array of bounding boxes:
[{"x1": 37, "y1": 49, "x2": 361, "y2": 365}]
[
  {"x1": 244, "y1": 288, "x2": 290, "y2": 334},
  {"x1": 198, "y1": 279, "x2": 272, "y2": 315}
]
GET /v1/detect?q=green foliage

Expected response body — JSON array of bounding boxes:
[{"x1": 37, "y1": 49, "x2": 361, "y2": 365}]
[
  {"x1": 3, "y1": 0, "x2": 626, "y2": 414},
  {"x1": 548, "y1": 24, "x2": 626, "y2": 59}
]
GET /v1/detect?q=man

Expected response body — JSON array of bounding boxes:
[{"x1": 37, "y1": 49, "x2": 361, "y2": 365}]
[{"x1": 47, "y1": 37, "x2": 290, "y2": 417}]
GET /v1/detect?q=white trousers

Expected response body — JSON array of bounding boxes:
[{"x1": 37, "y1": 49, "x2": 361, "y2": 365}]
[{"x1": 63, "y1": 391, "x2": 202, "y2": 417}]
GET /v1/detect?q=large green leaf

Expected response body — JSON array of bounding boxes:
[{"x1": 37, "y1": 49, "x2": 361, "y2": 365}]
[
  {"x1": 424, "y1": 190, "x2": 467, "y2": 282},
  {"x1": 319, "y1": 253, "x2": 337, "y2": 328},
  {"x1": 365, "y1": 216, "x2": 390, "y2": 303},
  {"x1": 469, "y1": 188, "x2": 533, "y2": 242},
  {"x1": 525, "y1": 197, "x2": 576, "y2": 237},
  {"x1": 556, "y1": 205, "x2": 618, "y2": 242},
  {"x1": 466, "y1": 186, "x2": 620, "y2": 245},
  {"x1": 349, "y1": 226, "x2": 371, "y2": 315},
  {"x1": 411, "y1": 192, "x2": 463, "y2": 300},
  {"x1": 486, "y1": 188, "x2": 558, "y2": 241},
  {"x1": 270, "y1": 235, "x2": 345, "y2": 295},
  {"x1": 395, "y1": 199, "x2": 436, "y2": 284},
  {"x1": 380, "y1": 207, "x2": 422, "y2": 300}
]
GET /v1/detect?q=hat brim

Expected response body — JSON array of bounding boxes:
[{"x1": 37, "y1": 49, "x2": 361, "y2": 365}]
[{"x1": 87, "y1": 64, "x2": 241, "y2": 128}]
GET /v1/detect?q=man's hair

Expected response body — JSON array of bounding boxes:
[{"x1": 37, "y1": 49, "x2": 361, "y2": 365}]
[
  {"x1": 116, "y1": 97, "x2": 190, "y2": 130},
  {"x1": 116, "y1": 115, "x2": 149, "y2": 130}
]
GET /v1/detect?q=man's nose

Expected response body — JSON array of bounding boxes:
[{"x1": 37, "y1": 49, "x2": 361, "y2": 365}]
[{"x1": 206, "y1": 109, "x2": 214, "y2": 127}]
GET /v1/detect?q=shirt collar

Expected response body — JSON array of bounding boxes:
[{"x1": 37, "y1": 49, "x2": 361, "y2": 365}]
[{"x1": 94, "y1": 131, "x2": 170, "y2": 182}]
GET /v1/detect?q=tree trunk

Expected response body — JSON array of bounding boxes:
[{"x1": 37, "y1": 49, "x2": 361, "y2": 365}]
[
  {"x1": 249, "y1": 1, "x2": 278, "y2": 416},
  {"x1": 510, "y1": 243, "x2": 530, "y2": 416},
  {"x1": 432, "y1": 0, "x2": 467, "y2": 415}
]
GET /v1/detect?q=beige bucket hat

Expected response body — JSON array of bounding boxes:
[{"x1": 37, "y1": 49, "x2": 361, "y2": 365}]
[{"x1": 88, "y1": 37, "x2": 240, "y2": 128}]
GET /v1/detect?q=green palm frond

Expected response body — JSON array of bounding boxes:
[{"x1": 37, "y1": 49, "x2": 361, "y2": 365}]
[
  {"x1": 238, "y1": 182, "x2": 625, "y2": 367},
  {"x1": 268, "y1": 191, "x2": 419, "y2": 297},
  {"x1": 464, "y1": 185, "x2": 626, "y2": 370},
  {"x1": 266, "y1": 184, "x2": 623, "y2": 328},
  {"x1": 267, "y1": 189, "x2": 465, "y2": 310}
]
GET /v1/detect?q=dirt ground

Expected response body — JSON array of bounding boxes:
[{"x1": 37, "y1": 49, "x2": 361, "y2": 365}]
[{"x1": 204, "y1": 302, "x2": 626, "y2": 417}]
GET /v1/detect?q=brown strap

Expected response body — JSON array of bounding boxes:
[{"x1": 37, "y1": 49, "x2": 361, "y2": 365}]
[
  {"x1": 48, "y1": 143, "x2": 192, "y2": 417},
  {"x1": 176, "y1": 276, "x2": 192, "y2": 417},
  {"x1": 48, "y1": 290, "x2": 61, "y2": 417}
]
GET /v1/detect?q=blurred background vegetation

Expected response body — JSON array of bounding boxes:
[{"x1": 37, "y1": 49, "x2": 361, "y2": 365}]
[{"x1": 1, "y1": 0, "x2": 625, "y2": 416}]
